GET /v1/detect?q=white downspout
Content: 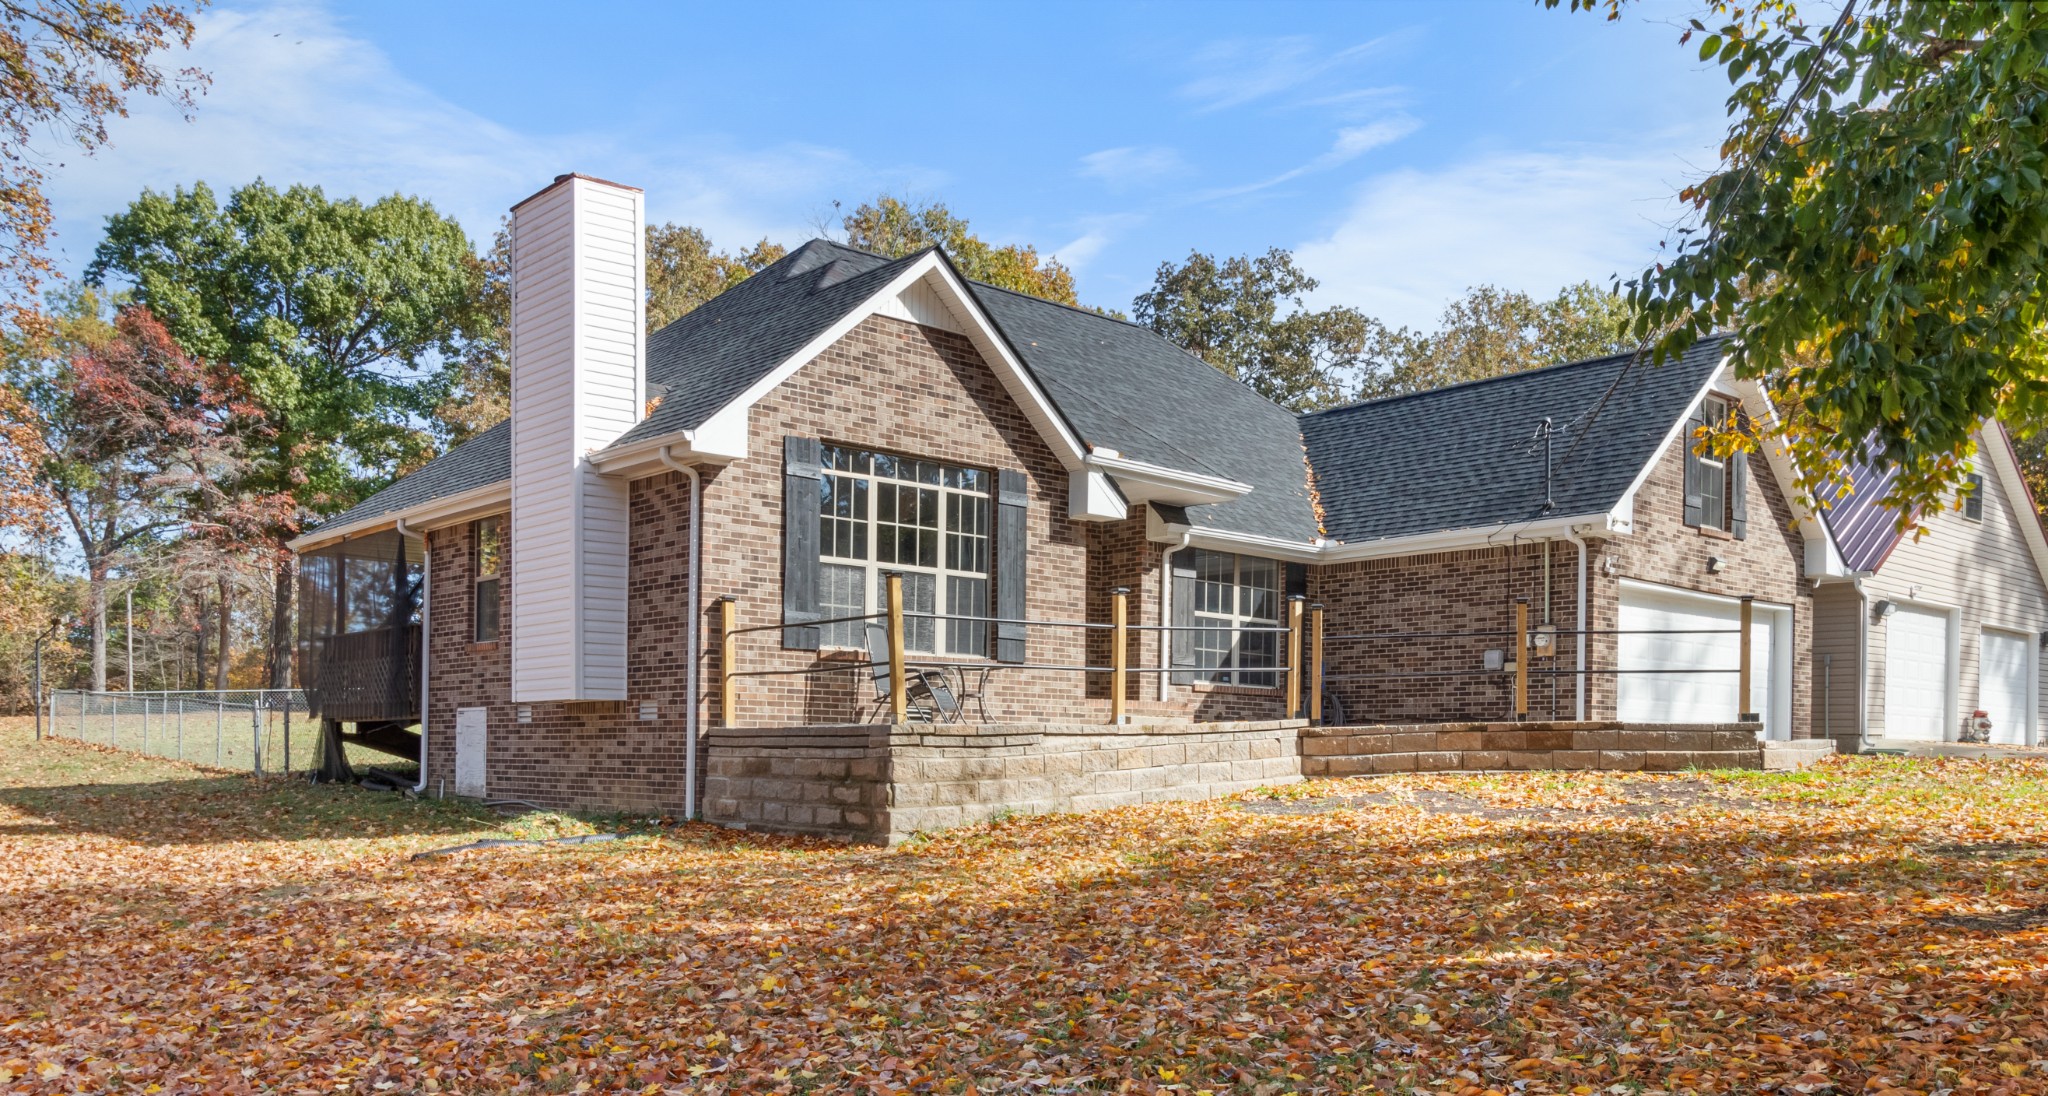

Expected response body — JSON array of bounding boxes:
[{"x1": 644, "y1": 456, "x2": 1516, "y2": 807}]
[
  {"x1": 658, "y1": 447, "x2": 703, "y2": 820},
  {"x1": 397, "y1": 517, "x2": 430, "y2": 794},
  {"x1": 1566, "y1": 529, "x2": 1589, "y2": 721},
  {"x1": 1854, "y1": 576, "x2": 1871, "y2": 752},
  {"x1": 1158, "y1": 530, "x2": 1193, "y2": 703}
]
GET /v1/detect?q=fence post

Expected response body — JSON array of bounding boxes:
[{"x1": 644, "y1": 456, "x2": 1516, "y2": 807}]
[
  {"x1": 885, "y1": 572, "x2": 907, "y2": 724},
  {"x1": 1109, "y1": 586, "x2": 1129, "y2": 725},
  {"x1": 177, "y1": 699, "x2": 184, "y2": 762},
  {"x1": 283, "y1": 700, "x2": 291, "y2": 775},
  {"x1": 1309, "y1": 603, "x2": 1325, "y2": 726},
  {"x1": 1286, "y1": 595, "x2": 1305, "y2": 720},
  {"x1": 1738, "y1": 595, "x2": 1758, "y2": 723},
  {"x1": 142, "y1": 695, "x2": 149, "y2": 756},
  {"x1": 215, "y1": 699, "x2": 223, "y2": 766},
  {"x1": 251, "y1": 705, "x2": 262, "y2": 776},
  {"x1": 32, "y1": 638, "x2": 41, "y2": 741},
  {"x1": 718, "y1": 596, "x2": 738, "y2": 728},
  {"x1": 1514, "y1": 598, "x2": 1531, "y2": 721}
]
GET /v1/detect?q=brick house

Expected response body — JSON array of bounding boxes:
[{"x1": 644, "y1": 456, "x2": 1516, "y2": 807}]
[{"x1": 291, "y1": 173, "x2": 1851, "y2": 817}]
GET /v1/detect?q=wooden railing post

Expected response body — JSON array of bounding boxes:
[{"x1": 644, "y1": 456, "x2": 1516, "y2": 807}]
[
  {"x1": 1109, "y1": 586, "x2": 1129, "y2": 725},
  {"x1": 885, "y1": 572, "x2": 907, "y2": 724},
  {"x1": 1513, "y1": 598, "x2": 1530, "y2": 721},
  {"x1": 1309, "y1": 603, "x2": 1324, "y2": 725},
  {"x1": 1738, "y1": 594, "x2": 1758, "y2": 723},
  {"x1": 1286, "y1": 595, "x2": 1305, "y2": 720},
  {"x1": 718, "y1": 596, "x2": 738, "y2": 728}
]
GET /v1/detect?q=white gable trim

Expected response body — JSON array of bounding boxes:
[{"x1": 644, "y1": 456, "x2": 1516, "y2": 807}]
[
  {"x1": 1980, "y1": 421, "x2": 2048, "y2": 591},
  {"x1": 615, "y1": 251, "x2": 1089, "y2": 475}
]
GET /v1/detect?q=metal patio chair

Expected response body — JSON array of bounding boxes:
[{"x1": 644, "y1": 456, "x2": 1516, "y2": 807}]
[{"x1": 865, "y1": 622, "x2": 976, "y2": 724}]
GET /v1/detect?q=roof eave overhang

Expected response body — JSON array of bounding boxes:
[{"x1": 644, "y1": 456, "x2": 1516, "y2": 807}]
[
  {"x1": 1315, "y1": 511, "x2": 1619, "y2": 563},
  {"x1": 289, "y1": 479, "x2": 513, "y2": 553},
  {"x1": 590, "y1": 425, "x2": 744, "y2": 478},
  {"x1": 1084, "y1": 452, "x2": 1251, "y2": 507}
]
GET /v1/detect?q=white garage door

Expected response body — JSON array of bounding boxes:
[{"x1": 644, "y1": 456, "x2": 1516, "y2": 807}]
[
  {"x1": 1979, "y1": 628, "x2": 2033, "y2": 746},
  {"x1": 1883, "y1": 606, "x2": 1951, "y2": 741},
  {"x1": 1618, "y1": 584, "x2": 1778, "y2": 733}
]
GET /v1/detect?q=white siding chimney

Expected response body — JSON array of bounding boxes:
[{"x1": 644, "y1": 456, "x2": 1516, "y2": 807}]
[{"x1": 508, "y1": 174, "x2": 644, "y2": 702}]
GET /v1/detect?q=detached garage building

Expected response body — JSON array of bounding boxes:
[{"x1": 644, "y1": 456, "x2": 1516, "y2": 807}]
[{"x1": 1813, "y1": 425, "x2": 2048, "y2": 749}]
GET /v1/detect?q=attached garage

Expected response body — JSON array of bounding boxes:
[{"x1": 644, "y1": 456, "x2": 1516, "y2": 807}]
[
  {"x1": 1881, "y1": 604, "x2": 1952, "y2": 741},
  {"x1": 1978, "y1": 628, "x2": 2035, "y2": 746},
  {"x1": 1617, "y1": 581, "x2": 1790, "y2": 738}
]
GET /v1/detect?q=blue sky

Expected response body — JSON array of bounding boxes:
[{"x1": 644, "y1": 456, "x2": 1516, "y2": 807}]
[{"x1": 48, "y1": 0, "x2": 1731, "y2": 329}]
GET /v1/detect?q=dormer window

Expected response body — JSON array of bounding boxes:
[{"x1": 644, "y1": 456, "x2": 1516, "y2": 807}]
[{"x1": 1683, "y1": 397, "x2": 1749, "y2": 539}]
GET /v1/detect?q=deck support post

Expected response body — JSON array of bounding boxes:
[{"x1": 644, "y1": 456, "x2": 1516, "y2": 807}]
[
  {"x1": 1514, "y1": 598, "x2": 1530, "y2": 721},
  {"x1": 1109, "y1": 587, "x2": 1128, "y2": 725},
  {"x1": 1286, "y1": 595, "x2": 1305, "y2": 721},
  {"x1": 1309, "y1": 603, "x2": 1324, "y2": 726},
  {"x1": 1738, "y1": 595, "x2": 1758, "y2": 724},
  {"x1": 885, "y1": 573, "x2": 907, "y2": 724},
  {"x1": 719, "y1": 596, "x2": 738, "y2": 728}
]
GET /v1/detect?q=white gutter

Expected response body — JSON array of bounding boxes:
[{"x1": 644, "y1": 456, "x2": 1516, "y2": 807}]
[
  {"x1": 1854, "y1": 576, "x2": 1871, "y2": 752},
  {"x1": 1316, "y1": 511, "x2": 1613, "y2": 564},
  {"x1": 396, "y1": 518, "x2": 430, "y2": 795},
  {"x1": 1158, "y1": 529, "x2": 1192, "y2": 703},
  {"x1": 1083, "y1": 452, "x2": 1252, "y2": 506},
  {"x1": 1565, "y1": 528, "x2": 1590, "y2": 720},
  {"x1": 289, "y1": 480, "x2": 512, "y2": 553},
  {"x1": 657, "y1": 446, "x2": 703, "y2": 820}
]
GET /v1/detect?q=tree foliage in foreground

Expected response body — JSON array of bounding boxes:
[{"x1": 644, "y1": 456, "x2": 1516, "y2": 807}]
[
  {"x1": 1553, "y1": 0, "x2": 2048, "y2": 519},
  {"x1": 1355, "y1": 281, "x2": 1635, "y2": 400},
  {"x1": 0, "y1": 0, "x2": 206, "y2": 338}
]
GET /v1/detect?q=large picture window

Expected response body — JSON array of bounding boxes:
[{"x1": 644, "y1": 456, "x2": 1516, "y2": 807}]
[
  {"x1": 1190, "y1": 548, "x2": 1280, "y2": 686},
  {"x1": 474, "y1": 517, "x2": 503, "y2": 644},
  {"x1": 816, "y1": 445, "x2": 992, "y2": 655}
]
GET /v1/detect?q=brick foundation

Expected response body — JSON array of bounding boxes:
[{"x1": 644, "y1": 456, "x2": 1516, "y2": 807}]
[{"x1": 704, "y1": 719, "x2": 1304, "y2": 843}]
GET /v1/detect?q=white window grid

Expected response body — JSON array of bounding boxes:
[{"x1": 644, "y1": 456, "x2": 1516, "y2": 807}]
[
  {"x1": 817, "y1": 445, "x2": 992, "y2": 656},
  {"x1": 1695, "y1": 399, "x2": 1730, "y2": 531},
  {"x1": 1190, "y1": 549, "x2": 1281, "y2": 687}
]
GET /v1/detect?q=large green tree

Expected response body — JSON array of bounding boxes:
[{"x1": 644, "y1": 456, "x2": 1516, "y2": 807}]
[
  {"x1": 840, "y1": 196, "x2": 1078, "y2": 306},
  {"x1": 1553, "y1": 0, "x2": 2048, "y2": 517},
  {"x1": 1356, "y1": 281, "x2": 1634, "y2": 399},
  {"x1": 647, "y1": 223, "x2": 786, "y2": 332},
  {"x1": 1132, "y1": 248, "x2": 1371, "y2": 410},
  {"x1": 87, "y1": 180, "x2": 475, "y2": 684}
]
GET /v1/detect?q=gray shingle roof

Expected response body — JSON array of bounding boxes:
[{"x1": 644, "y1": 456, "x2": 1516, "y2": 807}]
[
  {"x1": 972, "y1": 284, "x2": 1319, "y2": 542},
  {"x1": 316, "y1": 419, "x2": 511, "y2": 533},
  {"x1": 1300, "y1": 336, "x2": 1728, "y2": 543}
]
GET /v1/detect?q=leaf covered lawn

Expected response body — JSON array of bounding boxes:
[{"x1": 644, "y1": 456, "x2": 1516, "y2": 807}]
[{"x1": 2, "y1": 717, "x2": 2046, "y2": 1095}]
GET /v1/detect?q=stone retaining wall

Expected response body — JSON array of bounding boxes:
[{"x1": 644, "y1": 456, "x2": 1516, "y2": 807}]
[
  {"x1": 1301, "y1": 721, "x2": 1767, "y2": 776},
  {"x1": 704, "y1": 720, "x2": 1304, "y2": 844}
]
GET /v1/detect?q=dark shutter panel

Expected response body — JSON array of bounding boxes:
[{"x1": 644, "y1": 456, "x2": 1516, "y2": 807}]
[
  {"x1": 782, "y1": 436, "x2": 822, "y2": 650},
  {"x1": 1681, "y1": 414, "x2": 1705, "y2": 528},
  {"x1": 1285, "y1": 562, "x2": 1308, "y2": 601},
  {"x1": 1169, "y1": 548, "x2": 1197, "y2": 685},
  {"x1": 1729, "y1": 449, "x2": 1750, "y2": 540},
  {"x1": 994, "y1": 469, "x2": 1029, "y2": 663}
]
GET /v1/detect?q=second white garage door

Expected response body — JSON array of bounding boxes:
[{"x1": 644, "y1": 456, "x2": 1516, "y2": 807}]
[
  {"x1": 1618, "y1": 582, "x2": 1785, "y2": 737},
  {"x1": 1882, "y1": 605, "x2": 1951, "y2": 741},
  {"x1": 1979, "y1": 628, "x2": 2034, "y2": 746}
]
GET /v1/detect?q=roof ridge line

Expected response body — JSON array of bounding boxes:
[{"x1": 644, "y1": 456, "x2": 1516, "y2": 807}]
[{"x1": 1299, "y1": 349, "x2": 1653, "y2": 419}]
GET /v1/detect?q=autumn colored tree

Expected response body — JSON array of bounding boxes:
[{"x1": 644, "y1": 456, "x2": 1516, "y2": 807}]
[
  {"x1": 88, "y1": 180, "x2": 475, "y2": 685},
  {"x1": 1133, "y1": 248, "x2": 1371, "y2": 410},
  {"x1": 647, "y1": 222, "x2": 786, "y2": 332},
  {"x1": 0, "y1": 1, "x2": 207, "y2": 339},
  {"x1": 0, "y1": 549, "x2": 80, "y2": 710},
  {"x1": 1354, "y1": 282, "x2": 1635, "y2": 399},
  {"x1": 840, "y1": 195, "x2": 1078, "y2": 306},
  {"x1": 0, "y1": 297, "x2": 261, "y2": 688},
  {"x1": 1552, "y1": 0, "x2": 2048, "y2": 516}
]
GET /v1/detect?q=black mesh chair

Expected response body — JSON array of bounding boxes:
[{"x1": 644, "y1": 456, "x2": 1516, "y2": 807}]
[{"x1": 865, "y1": 622, "x2": 963, "y2": 723}]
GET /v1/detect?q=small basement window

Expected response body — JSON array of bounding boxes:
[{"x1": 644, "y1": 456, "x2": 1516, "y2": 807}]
[{"x1": 475, "y1": 516, "x2": 503, "y2": 643}]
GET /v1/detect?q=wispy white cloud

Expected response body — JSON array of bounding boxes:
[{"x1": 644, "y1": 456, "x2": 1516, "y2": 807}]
[
  {"x1": 1197, "y1": 117, "x2": 1420, "y2": 201},
  {"x1": 45, "y1": 2, "x2": 926, "y2": 271},
  {"x1": 1294, "y1": 142, "x2": 1706, "y2": 330},
  {"x1": 1177, "y1": 35, "x2": 1398, "y2": 112},
  {"x1": 1049, "y1": 213, "x2": 1147, "y2": 272},
  {"x1": 1077, "y1": 146, "x2": 1188, "y2": 189}
]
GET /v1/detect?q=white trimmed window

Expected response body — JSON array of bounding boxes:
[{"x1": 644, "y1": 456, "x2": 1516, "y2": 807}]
[
  {"x1": 1693, "y1": 399, "x2": 1730, "y2": 532},
  {"x1": 1190, "y1": 548, "x2": 1280, "y2": 686},
  {"x1": 474, "y1": 516, "x2": 503, "y2": 644},
  {"x1": 817, "y1": 445, "x2": 992, "y2": 655}
]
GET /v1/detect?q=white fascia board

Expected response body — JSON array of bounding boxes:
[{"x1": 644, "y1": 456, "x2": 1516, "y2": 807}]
[
  {"x1": 288, "y1": 480, "x2": 512, "y2": 553},
  {"x1": 1068, "y1": 468, "x2": 1129, "y2": 522},
  {"x1": 1083, "y1": 452, "x2": 1251, "y2": 507},
  {"x1": 614, "y1": 252, "x2": 1091, "y2": 474},
  {"x1": 1982, "y1": 420, "x2": 2048, "y2": 590},
  {"x1": 1317, "y1": 512, "x2": 1616, "y2": 563},
  {"x1": 589, "y1": 427, "x2": 742, "y2": 477}
]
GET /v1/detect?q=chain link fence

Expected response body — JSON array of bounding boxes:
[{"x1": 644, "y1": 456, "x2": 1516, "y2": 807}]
[{"x1": 43, "y1": 689, "x2": 313, "y2": 775}]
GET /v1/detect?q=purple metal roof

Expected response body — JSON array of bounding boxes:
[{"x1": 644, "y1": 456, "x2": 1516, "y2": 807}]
[{"x1": 1816, "y1": 438, "x2": 1906, "y2": 573}]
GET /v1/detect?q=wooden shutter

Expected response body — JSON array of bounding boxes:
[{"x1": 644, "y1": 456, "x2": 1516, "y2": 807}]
[
  {"x1": 1285, "y1": 562, "x2": 1308, "y2": 601},
  {"x1": 1681, "y1": 413, "x2": 1706, "y2": 528},
  {"x1": 1169, "y1": 548, "x2": 1197, "y2": 685},
  {"x1": 782, "y1": 436, "x2": 821, "y2": 650},
  {"x1": 1729, "y1": 450, "x2": 1750, "y2": 540},
  {"x1": 994, "y1": 469, "x2": 1028, "y2": 663}
]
